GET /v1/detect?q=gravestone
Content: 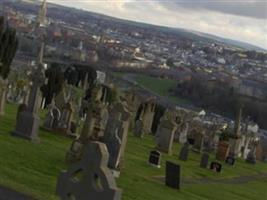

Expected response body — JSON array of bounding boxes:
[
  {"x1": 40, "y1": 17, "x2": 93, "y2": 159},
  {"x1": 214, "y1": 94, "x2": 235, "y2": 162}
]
[
  {"x1": 176, "y1": 123, "x2": 189, "y2": 144},
  {"x1": 165, "y1": 161, "x2": 181, "y2": 190},
  {"x1": 43, "y1": 102, "x2": 61, "y2": 131},
  {"x1": 210, "y1": 162, "x2": 222, "y2": 173},
  {"x1": 200, "y1": 153, "x2": 210, "y2": 168},
  {"x1": 192, "y1": 132, "x2": 204, "y2": 153},
  {"x1": 216, "y1": 141, "x2": 230, "y2": 161},
  {"x1": 179, "y1": 143, "x2": 189, "y2": 161},
  {"x1": 103, "y1": 102, "x2": 131, "y2": 171},
  {"x1": 133, "y1": 119, "x2": 144, "y2": 138},
  {"x1": 225, "y1": 156, "x2": 235, "y2": 166},
  {"x1": 148, "y1": 150, "x2": 161, "y2": 168},
  {"x1": 56, "y1": 142, "x2": 122, "y2": 200},
  {"x1": 16, "y1": 104, "x2": 27, "y2": 121},
  {"x1": 57, "y1": 102, "x2": 73, "y2": 135},
  {"x1": 12, "y1": 61, "x2": 45, "y2": 142},
  {"x1": 66, "y1": 85, "x2": 111, "y2": 163},
  {"x1": 141, "y1": 102, "x2": 156, "y2": 134},
  {"x1": 156, "y1": 117, "x2": 177, "y2": 155}
]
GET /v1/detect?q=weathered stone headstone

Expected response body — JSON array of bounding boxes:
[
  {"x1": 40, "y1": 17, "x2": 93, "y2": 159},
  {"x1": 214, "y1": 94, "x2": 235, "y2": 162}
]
[
  {"x1": 179, "y1": 143, "x2": 189, "y2": 161},
  {"x1": 56, "y1": 141, "x2": 122, "y2": 200},
  {"x1": 43, "y1": 102, "x2": 61, "y2": 131},
  {"x1": 141, "y1": 102, "x2": 156, "y2": 134},
  {"x1": 200, "y1": 153, "x2": 210, "y2": 168},
  {"x1": 66, "y1": 85, "x2": 109, "y2": 163},
  {"x1": 192, "y1": 132, "x2": 204, "y2": 153},
  {"x1": 156, "y1": 113, "x2": 177, "y2": 155},
  {"x1": 216, "y1": 141, "x2": 230, "y2": 161},
  {"x1": 148, "y1": 150, "x2": 161, "y2": 168},
  {"x1": 165, "y1": 161, "x2": 181, "y2": 190},
  {"x1": 225, "y1": 156, "x2": 235, "y2": 166},
  {"x1": 133, "y1": 119, "x2": 144, "y2": 138},
  {"x1": 246, "y1": 141, "x2": 258, "y2": 164},
  {"x1": 16, "y1": 104, "x2": 27, "y2": 121},
  {"x1": 57, "y1": 102, "x2": 73, "y2": 135},
  {"x1": 102, "y1": 102, "x2": 130, "y2": 171},
  {"x1": 210, "y1": 162, "x2": 222, "y2": 173}
]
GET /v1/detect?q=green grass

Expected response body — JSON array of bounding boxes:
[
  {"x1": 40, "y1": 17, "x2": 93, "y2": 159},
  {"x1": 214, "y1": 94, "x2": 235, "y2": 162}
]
[
  {"x1": 0, "y1": 104, "x2": 266, "y2": 200},
  {"x1": 134, "y1": 74, "x2": 190, "y2": 105}
]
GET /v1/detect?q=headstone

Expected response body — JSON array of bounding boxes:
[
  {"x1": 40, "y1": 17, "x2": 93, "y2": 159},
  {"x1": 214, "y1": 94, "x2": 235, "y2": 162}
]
[
  {"x1": 216, "y1": 141, "x2": 230, "y2": 161},
  {"x1": 133, "y1": 119, "x2": 144, "y2": 138},
  {"x1": 192, "y1": 132, "x2": 204, "y2": 153},
  {"x1": 229, "y1": 137, "x2": 242, "y2": 158},
  {"x1": 16, "y1": 104, "x2": 27, "y2": 121},
  {"x1": 139, "y1": 102, "x2": 156, "y2": 134},
  {"x1": 66, "y1": 139, "x2": 84, "y2": 163},
  {"x1": 12, "y1": 61, "x2": 45, "y2": 142},
  {"x1": 176, "y1": 123, "x2": 189, "y2": 144},
  {"x1": 225, "y1": 156, "x2": 235, "y2": 166},
  {"x1": 57, "y1": 102, "x2": 73, "y2": 135},
  {"x1": 43, "y1": 104, "x2": 61, "y2": 131},
  {"x1": 56, "y1": 142, "x2": 122, "y2": 200},
  {"x1": 210, "y1": 162, "x2": 222, "y2": 173},
  {"x1": 156, "y1": 118, "x2": 177, "y2": 155},
  {"x1": 200, "y1": 153, "x2": 210, "y2": 168},
  {"x1": 103, "y1": 102, "x2": 131, "y2": 171},
  {"x1": 148, "y1": 150, "x2": 161, "y2": 168},
  {"x1": 246, "y1": 149, "x2": 257, "y2": 164},
  {"x1": 165, "y1": 161, "x2": 181, "y2": 190},
  {"x1": 179, "y1": 143, "x2": 189, "y2": 161}
]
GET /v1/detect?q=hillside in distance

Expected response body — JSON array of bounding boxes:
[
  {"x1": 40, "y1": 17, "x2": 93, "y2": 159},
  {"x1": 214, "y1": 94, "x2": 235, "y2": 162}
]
[{"x1": 2, "y1": 0, "x2": 266, "y2": 52}]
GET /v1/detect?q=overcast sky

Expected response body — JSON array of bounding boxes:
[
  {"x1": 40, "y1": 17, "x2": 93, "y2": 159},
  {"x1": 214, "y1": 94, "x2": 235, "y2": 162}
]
[{"x1": 47, "y1": 0, "x2": 267, "y2": 49}]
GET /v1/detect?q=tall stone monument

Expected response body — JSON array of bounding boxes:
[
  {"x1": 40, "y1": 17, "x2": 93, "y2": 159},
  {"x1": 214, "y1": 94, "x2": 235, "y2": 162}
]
[{"x1": 12, "y1": 44, "x2": 45, "y2": 142}]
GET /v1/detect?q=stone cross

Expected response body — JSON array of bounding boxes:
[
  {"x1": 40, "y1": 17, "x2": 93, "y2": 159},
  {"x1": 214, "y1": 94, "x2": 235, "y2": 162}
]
[{"x1": 56, "y1": 141, "x2": 122, "y2": 200}]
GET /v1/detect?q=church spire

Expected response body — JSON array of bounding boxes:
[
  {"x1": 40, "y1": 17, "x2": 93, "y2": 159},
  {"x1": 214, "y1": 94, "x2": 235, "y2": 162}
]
[{"x1": 36, "y1": 0, "x2": 47, "y2": 28}]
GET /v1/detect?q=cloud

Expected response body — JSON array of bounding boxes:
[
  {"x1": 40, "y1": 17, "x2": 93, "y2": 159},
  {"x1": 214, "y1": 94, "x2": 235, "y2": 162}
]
[
  {"x1": 47, "y1": 0, "x2": 267, "y2": 49},
  {"x1": 161, "y1": 0, "x2": 267, "y2": 19}
]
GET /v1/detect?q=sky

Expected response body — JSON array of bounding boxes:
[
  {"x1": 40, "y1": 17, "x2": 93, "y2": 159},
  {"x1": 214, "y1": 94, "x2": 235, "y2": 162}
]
[{"x1": 47, "y1": 0, "x2": 267, "y2": 49}]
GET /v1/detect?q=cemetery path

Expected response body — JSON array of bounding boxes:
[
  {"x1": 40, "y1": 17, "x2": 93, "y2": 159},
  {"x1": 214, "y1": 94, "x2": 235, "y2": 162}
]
[{"x1": 0, "y1": 185, "x2": 35, "y2": 200}]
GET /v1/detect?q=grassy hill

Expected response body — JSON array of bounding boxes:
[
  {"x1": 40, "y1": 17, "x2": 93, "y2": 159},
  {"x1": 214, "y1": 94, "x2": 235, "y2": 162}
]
[{"x1": 0, "y1": 104, "x2": 266, "y2": 200}]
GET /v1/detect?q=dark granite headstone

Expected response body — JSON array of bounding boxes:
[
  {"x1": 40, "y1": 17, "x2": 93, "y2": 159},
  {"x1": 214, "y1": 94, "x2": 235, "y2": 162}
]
[
  {"x1": 148, "y1": 150, "x2": 161, "y2": 168},
  {"x1": 200, "y1": 153, "x2": 209, "y2": 168},
  {"x1": 225, "y1": 156, "x2": 235, "y2": 166},
  {"x1": 179, "y1": 143, "x2": 189, "y2": 161},
  {"x1": 210, "y1": 162, "x2": 222, "y2": 173},
  {"x1": 165, "y1": 161, "x2": 181, "y2": 190}
]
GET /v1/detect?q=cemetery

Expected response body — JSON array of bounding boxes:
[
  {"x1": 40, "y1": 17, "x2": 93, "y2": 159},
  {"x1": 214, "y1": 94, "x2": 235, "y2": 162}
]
[{"x1": 0, "y1": 2, "x2": 266, "y2": 200}]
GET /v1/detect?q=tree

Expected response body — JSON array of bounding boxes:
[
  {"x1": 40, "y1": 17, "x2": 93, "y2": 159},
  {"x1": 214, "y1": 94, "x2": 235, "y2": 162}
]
[
  {"x1": 41, "y1": 63, "x2": 64, "y2": 107},
  {"x1": 0, "y1": 16, "x2": 19, "y2": 79}
]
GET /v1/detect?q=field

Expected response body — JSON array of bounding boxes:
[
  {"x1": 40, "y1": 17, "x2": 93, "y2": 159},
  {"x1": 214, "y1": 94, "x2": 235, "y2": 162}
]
[
  {"x1": 114, "y1": 72, "x2": 191, "y2": 106},
  {"x1": 0, "y1": 103, "x2": 266, "y2": 200}
]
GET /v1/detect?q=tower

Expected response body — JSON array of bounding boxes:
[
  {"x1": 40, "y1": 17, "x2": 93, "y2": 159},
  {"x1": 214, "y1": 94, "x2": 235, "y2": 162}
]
[{"x1": 36, "y1": 0, "x2": 47, "y2": 28}]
